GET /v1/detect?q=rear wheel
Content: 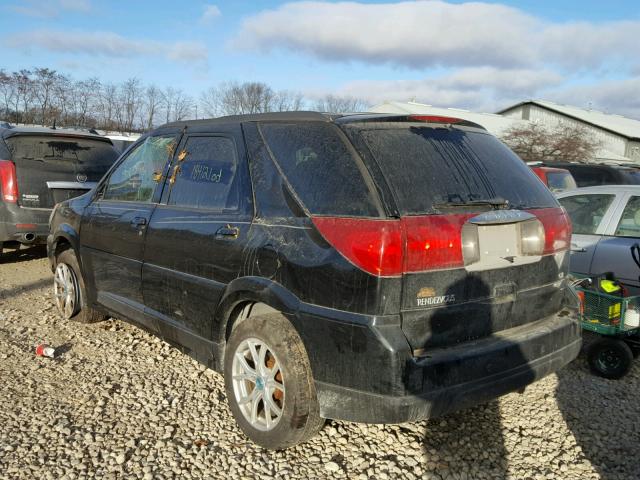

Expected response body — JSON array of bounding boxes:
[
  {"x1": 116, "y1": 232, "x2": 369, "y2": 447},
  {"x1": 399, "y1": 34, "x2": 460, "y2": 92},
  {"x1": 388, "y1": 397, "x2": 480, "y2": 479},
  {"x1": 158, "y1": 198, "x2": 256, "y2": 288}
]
[
  {"x1": 53, "y1": 249, "x2": 106, "y2": 323},
  {"x1": 224, "y1": 313, "x2": 324, "y2": 449},
  {"x1": 587, "y1": 337, "x2": 633, "y2": 379}
]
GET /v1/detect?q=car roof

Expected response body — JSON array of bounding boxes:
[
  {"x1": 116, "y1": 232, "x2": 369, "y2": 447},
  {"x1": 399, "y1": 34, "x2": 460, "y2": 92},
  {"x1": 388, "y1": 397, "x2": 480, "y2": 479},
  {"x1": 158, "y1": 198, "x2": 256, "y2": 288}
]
[
  {"x1": 163, "y1": 111, "x2": 486, "y2": 130},
  {"x1": 556, "y1": 185, "x2": 640, "y2": 198},
  {"x1": 0, "y1": 125, "x2": 112, "y2": 143}
]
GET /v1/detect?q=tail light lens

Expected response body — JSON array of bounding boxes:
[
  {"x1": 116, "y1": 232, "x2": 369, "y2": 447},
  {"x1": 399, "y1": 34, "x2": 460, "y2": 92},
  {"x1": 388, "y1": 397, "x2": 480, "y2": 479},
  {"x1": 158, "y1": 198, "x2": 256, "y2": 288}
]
[
  {"x1": 0, "y1": 160, "x2": 18, "y2": 203},
  {"x1": 311, "y1": 217, "x2": 403, "y2": 277},
  {"x1": 312, "y1": 207, "x2": 571, "y2": 277},
  {"x1": 403, "y1": 214, "x2": 474, "y2": 271},
  {"x1": 530, "y1": 208, "x2": 572, "y2": 254}
]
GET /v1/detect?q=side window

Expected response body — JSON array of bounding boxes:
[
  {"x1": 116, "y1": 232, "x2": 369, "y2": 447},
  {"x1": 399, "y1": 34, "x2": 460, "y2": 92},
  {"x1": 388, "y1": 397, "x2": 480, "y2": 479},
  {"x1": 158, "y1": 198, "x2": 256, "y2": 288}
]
[
  {"x1": 103, "y1": 135, "x2": 176, "y2": 202},
  {"x1": 558, "y1": 194, "x2": 615, "y2": 235},
  {"x1": 615, "y1": 196, "x2": 640, "y2": 237},
  {"x1": 167, "y1": 136, "x2": 239, "y2": 210}
]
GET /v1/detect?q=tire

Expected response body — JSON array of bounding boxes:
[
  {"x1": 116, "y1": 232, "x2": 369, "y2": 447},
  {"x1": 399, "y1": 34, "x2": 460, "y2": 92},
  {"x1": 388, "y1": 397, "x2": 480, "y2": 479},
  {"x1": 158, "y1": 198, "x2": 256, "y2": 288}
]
[
  {"x1": 587, "y1": 337, "x2": 633, "y2": 379},
  {"x1": 224, "y1": 313, "x2": 324, "y2": 449},
  {"x1": 53, "y1": 249, "x2": 106, "y2": 324}
]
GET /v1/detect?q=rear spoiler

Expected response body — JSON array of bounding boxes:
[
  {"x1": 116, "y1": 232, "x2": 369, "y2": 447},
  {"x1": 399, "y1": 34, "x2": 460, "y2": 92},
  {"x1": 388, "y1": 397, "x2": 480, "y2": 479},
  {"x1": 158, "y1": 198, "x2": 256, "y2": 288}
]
[{"x1": 334, "y1": 113, "x2": 486, "y2": 130}]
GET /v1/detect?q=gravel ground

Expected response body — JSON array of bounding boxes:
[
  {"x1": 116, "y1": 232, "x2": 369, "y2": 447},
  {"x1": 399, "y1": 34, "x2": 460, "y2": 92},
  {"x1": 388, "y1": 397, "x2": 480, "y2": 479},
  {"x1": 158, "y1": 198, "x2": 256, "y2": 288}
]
[{"x1": 1, "y1": 246, "x2": 639, "y2": 480}]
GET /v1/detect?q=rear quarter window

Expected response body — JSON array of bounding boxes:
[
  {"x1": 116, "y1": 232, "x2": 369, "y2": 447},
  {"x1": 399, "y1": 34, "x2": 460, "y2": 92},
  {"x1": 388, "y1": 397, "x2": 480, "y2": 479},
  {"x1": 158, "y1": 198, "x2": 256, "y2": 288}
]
[
  {"x1": 342, "y1": 123, "x2": 558, "y2": 215},
  {"x1": 259, "y1": 122, "x2": 383, "y2": 217}
]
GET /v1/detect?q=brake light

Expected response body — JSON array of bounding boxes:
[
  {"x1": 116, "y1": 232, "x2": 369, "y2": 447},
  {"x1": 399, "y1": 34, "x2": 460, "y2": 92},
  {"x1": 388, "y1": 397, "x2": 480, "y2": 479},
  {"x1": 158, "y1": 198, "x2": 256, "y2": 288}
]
[
  {"x1": 408, "y1": 115, "x2": 463, "y2": 124},
  {"x1": 313, "y1": 207, "x2": 571, "y2": 277},
  {"x1": 530, "y1": 208, "x2": 572, "y2": 254},
  {"x1": 403, "y1": 214, "x2": 474, "y2": 271},
  {"x1": 0, "y1": 160, "x2": 18, "y2": 203},
  {"x1": 311, "y1": 217, "x2": 403, "y2": 277},
  {"x1": 312, "y1": 214, "x2": 473, "y2": 277}
]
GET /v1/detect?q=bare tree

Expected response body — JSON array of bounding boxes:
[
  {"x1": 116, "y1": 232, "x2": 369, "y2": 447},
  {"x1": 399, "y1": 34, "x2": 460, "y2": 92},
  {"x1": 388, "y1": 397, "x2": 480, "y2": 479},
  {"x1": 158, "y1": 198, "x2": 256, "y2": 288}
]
[
  {"x1": 272, "y1": 90, "x2": 305, "y2": 112},
  {"x1": 501, "y1": 122, "x2": 601, "y2": 163},
  {"x1": 0, "y1": 70, "x2": 14, "y2": 119},
  {"x1": 12, "y1": 70, "x2": 34, "y2": 124},
  {"x1": 171, "y1": 89, "x2": 193, "y2": 122},
  {"x1": 314, "y1": 94, "x2": 369, "y2": 113},
  {"x1": 144, "y1": 85, "x2": 162, "y2": 130},
  {"x1": 119, "y1": 78, "x2": 143, "y2": 133}
]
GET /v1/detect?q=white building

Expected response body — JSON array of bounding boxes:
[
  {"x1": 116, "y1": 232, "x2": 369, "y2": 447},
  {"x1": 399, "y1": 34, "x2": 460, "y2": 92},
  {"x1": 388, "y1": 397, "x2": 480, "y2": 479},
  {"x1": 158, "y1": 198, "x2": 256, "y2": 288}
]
[{"x1": 498, "y1": 100, "x2": 640, "y2": 164}]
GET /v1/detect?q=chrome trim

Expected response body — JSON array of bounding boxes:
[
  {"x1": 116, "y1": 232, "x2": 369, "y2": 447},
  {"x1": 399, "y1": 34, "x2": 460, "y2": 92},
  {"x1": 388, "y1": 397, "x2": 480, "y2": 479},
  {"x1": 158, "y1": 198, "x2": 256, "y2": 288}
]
[
  {"x1": 468, "y1": 209, "x2": 536, "y2": 225},
  {"x1": 46, "y1": 181, "x2": 97, "y2": 190}
]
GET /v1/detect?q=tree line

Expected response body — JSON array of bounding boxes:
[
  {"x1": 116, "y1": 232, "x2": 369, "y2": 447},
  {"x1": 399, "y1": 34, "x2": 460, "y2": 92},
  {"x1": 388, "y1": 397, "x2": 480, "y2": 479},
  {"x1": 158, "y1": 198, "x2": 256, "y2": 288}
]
[{"x1": 0, "y1": 67, "x2": 369, "y2": 133}]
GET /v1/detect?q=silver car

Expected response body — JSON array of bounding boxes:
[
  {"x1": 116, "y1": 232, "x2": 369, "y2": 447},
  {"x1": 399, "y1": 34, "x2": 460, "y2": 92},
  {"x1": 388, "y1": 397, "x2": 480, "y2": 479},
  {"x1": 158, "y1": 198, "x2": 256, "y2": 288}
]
[{"x1": 557, "y1": 185, "x2": 640, "y2": 293}]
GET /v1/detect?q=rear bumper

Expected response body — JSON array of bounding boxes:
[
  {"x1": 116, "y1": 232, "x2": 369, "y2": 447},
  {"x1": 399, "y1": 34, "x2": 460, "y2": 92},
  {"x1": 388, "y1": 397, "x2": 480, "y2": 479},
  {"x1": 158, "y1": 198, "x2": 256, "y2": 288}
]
[
  {"x1": 0, "y1": 203, "x2": 50, "y2": 244},
  {"x1": 306, "y1": 310, "x2": 581, "y2": 424}
]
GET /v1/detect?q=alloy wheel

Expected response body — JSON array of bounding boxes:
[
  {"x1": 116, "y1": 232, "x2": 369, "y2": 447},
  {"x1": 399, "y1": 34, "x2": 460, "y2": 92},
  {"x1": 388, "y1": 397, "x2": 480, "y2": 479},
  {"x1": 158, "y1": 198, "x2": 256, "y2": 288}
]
[
  {"x1": 231, "y1": 338, "x2": 285, "y2": 431},
  {"x1": 53, "y1": 263, "x2": 79, "y2": 319}
]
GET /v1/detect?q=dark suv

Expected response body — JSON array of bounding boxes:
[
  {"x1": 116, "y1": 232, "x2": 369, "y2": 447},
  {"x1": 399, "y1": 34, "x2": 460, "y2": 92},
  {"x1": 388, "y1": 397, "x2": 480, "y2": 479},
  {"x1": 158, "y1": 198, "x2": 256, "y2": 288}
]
[
  {"x1": 47, "y1": 112, "x2": 581, "y2": 449},
  {"x1": 550, "y1": 162, "x2": 640, "y2": 187},
  {"x1": 0, "y1": 125, "x2": 118, "y2": 257}
]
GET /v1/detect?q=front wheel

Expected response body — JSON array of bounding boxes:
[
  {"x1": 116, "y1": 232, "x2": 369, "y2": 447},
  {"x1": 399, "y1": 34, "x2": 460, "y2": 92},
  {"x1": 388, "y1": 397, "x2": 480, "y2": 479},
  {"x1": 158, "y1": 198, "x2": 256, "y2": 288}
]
[
  {"x1": 53, "y1": 249, "x2": 106, "y2": 323},
  {"x1": 224, "y1": 313, "x2": 324, "y2": 449},
  {"x1": 587, "y1": 337, "x2": 633, "y2": 379}
]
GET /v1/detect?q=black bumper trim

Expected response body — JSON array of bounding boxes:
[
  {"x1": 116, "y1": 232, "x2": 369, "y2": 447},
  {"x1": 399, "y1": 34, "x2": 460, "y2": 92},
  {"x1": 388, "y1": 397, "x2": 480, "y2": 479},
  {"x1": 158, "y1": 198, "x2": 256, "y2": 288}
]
[{"x1": 316, "y1": 337, "x2": 581, "y2": 424}]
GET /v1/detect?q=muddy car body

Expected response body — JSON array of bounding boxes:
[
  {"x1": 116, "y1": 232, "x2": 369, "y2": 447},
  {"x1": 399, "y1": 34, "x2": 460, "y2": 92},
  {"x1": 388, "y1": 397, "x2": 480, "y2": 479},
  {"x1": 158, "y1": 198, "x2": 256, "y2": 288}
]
[
  {"x1": 47, "y1": 112, "x2": 581, "y2": 449},
  {"x1": 0, "y1": 125, "x2": 119, "y2": 256}
]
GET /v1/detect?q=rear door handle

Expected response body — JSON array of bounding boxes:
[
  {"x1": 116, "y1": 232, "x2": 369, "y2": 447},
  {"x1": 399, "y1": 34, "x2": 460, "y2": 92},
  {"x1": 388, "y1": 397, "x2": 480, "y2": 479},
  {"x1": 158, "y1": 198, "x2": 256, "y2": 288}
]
[
  {"x1": 215, "y1": 224, "x2": 239, "y2": 238},
  {"x1": 131, "y1": 217, "x2": 147, "y2": 227},
  {"x1": 570, "y1": 243, "x2": 586, "y2": 253}
]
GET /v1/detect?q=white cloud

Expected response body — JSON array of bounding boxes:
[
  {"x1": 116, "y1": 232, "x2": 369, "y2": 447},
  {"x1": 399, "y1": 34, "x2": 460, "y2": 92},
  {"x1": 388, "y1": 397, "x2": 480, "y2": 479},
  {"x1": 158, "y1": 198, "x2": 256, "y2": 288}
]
[
  {"x1": 8, "y1": 0, "x2": 91, "y2": 18},
  {"x1": 235, "y1": 1, "x2": 640, "y2": 72},
  {"x1": 5, "y1": 30, "x2": 209, "y2": 65},
  {"x1": 201, "y1": 4, "x2": 221, "y2": 24},
  {"x1": 322, "y1": 67, "x2": 562, "y2": 112}
]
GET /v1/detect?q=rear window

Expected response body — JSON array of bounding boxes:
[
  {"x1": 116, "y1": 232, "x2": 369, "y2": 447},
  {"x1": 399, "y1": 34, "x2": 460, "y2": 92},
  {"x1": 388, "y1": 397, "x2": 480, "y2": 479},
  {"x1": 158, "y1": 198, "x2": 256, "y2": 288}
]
[
  {"x1": 259, "y1": 122, "x2": 382, "y2": 216},
  {"x1": 6, "y1": 135, "x2": 118, "y2": 167},
  {"x1": 342, "y1": 123, "x2": 557, "y2": 215},
  {"x1": 546, "y1": 172, "x2": 577, "y2": 192}
]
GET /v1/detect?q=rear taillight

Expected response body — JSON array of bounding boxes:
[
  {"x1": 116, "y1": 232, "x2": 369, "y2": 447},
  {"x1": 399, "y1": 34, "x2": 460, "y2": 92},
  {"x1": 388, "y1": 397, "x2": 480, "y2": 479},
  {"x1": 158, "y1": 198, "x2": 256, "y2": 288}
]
[
  {"x1": 0, "y1": 160, "x2": 18, "y2": 203},
  {"x1": 311, "y1": 217, "x2": 403, "y2": 277},
  {"x1": 312, "y1": 207, "x2": 571, "y2": 278},
  {"x1": 403, "y1": 214, "x2": 474, "y2": 271},
  {"x1": 530, "y1": 208, "x2": 572, "y2": 254}
]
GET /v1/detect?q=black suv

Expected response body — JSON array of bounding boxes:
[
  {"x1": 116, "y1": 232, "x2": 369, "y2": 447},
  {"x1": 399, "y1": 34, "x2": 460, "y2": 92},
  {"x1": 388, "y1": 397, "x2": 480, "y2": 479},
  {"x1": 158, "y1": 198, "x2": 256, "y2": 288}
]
[
  {"x1": 47, "y1": 112, "x2": 581, "y2": 449},
  {"x1": 550, "y1": 162, "x2": 640, "y2": 187},
  {"x1": 0, "y1": 125, "x2": 119, "y2": 257}
]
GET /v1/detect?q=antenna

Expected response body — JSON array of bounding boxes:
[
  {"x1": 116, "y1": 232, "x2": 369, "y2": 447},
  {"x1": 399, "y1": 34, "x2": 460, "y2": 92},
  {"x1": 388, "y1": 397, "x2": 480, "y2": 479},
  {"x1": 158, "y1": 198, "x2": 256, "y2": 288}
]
[{"x1": 52, "y1": 118, "x2": 57, "y2": 130}]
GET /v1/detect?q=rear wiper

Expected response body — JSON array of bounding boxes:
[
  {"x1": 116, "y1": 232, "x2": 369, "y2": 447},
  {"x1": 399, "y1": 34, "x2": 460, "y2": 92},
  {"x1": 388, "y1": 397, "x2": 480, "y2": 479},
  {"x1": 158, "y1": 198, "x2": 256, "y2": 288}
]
[{"x1": 433, "y1": 197, "x2": 509, "y2": 210}]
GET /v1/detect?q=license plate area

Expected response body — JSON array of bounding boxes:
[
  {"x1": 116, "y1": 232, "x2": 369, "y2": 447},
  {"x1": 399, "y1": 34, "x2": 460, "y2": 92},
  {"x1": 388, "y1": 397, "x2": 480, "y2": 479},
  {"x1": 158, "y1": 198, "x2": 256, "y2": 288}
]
[{"x1": 466, "y1": 223, "x2": 540, "y2": 271}]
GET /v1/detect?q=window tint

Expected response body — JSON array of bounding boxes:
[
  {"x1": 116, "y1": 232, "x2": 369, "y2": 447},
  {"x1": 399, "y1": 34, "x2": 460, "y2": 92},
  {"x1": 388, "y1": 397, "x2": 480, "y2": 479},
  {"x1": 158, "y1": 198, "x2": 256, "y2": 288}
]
[
  {"x1": 259, "y1": 123, "x2": 382, "y2": 217},
  {"x1": 343, "y1": 123, "x2": 557, "y2": 215},
  {"x1": 546, "y1": 172, "x2": 577, "y2": 192},
  {"x1": 167, "y1": 136, "x2": 239, "y2": 210},
  {"x1": 615, "y1": 196, "x2": 640, "y2": 237},
  {"x1": 558, "y1": 194, "x2": 614, "y2": 235},
  {"x1": 103, "y1": 135, "x2": 176, "y2": 202},
  {"x1": 6, "y1": 135, "x2": 117, "y2": 167}
]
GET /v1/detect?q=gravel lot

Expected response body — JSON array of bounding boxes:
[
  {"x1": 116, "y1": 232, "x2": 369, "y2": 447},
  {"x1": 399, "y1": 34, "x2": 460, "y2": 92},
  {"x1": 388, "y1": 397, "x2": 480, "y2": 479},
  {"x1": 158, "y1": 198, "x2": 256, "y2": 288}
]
[{"x1": 1, "y1": 246, "x2": 639, "y2": 480}]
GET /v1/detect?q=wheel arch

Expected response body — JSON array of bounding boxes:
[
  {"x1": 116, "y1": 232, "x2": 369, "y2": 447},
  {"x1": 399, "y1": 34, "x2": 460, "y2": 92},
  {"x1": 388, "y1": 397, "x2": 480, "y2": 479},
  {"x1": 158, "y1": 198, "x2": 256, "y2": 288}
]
[{"x1": 214, "y1": 276, "x2": 301, "y2": 346}]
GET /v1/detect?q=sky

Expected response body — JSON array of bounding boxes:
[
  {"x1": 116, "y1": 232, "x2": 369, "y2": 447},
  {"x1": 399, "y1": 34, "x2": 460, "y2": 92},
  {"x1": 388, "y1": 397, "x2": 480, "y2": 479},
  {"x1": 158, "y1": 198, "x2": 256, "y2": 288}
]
[{"x1": 1, "y1": 0, "x2": 639, "y2": 117}]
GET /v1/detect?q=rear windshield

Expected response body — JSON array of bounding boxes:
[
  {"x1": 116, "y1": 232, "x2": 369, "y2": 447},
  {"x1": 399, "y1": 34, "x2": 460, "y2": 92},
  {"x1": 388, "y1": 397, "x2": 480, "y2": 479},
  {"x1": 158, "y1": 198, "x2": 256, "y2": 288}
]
[
  {"x1": 342, "y1": 123, "x2": 558, "y2": 215},
  {"x1": 6, "y1": 135, "x2": 118, "y2": 167},
  {"x1": 259, "y1": 122, "x2": 382, "y2": 216},
  {"x1": 546, "y1": 172, "x2": 577, "y2": 192}
]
